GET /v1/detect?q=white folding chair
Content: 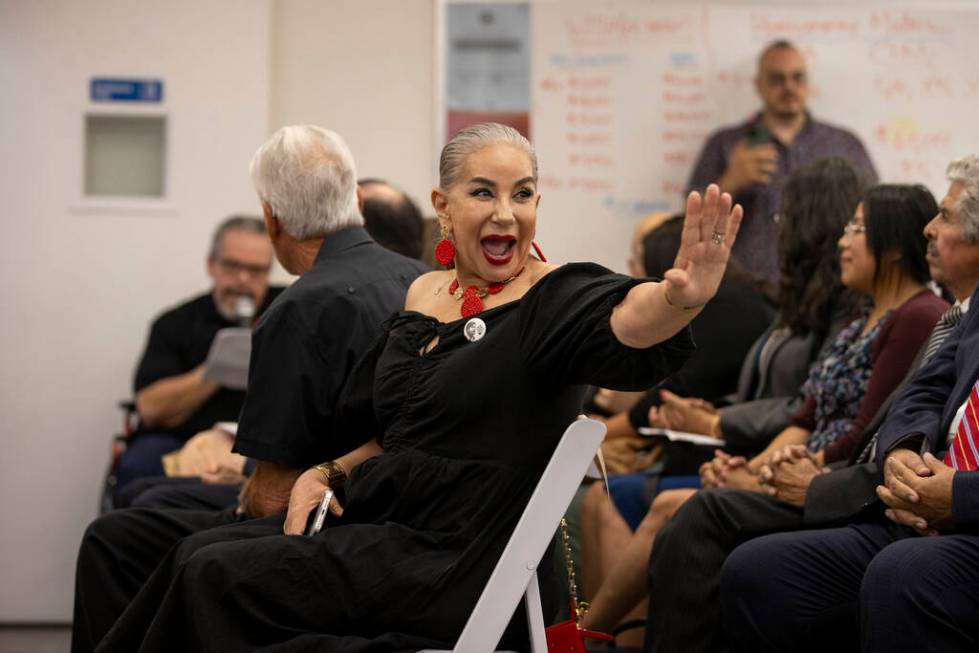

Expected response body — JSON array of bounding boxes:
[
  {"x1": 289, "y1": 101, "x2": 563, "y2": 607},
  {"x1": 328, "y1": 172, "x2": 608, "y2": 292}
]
[{"x1": 420, "y1": 416, "x2": 607, "y2": 653}]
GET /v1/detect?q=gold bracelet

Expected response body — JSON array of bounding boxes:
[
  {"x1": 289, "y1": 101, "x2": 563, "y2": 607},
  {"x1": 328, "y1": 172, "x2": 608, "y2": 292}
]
[
  {"x1": 314, "y1": 460, "x2": 348, "y2": 490},
  {"x1": 663, "y1": 285, "x2": 705, "y2": 311}
]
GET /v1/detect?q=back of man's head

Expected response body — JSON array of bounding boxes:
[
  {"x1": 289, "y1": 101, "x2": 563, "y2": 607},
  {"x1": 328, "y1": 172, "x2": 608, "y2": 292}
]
[
  {"x1": 249, "y1": 125, "x2": 364, "y2": 241},
  {"x1": 359, "y1": 179, "x2": 425, "y2": 259}
]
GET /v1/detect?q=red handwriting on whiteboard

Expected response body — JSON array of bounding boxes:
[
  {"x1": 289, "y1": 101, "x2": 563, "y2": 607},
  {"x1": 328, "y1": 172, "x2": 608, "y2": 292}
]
[
  {"x1": 567, "y1": 113, "x2": 613, "y2": 127},
  {"x1": 563, "y1": 13, "x2": 691, "y2": 47},
  {"x1": 568, "y1": 132, "x2": 612, "y2": 146},
  {"x1": 921, "y1": 76, "x2": 953, "y2": 98},
  {"x1": 875, "y1": 123, "x2": 951, "y2": 153},
  {"x1": 568, "y1": 95, "x2": 610, "y2": 108},
  {"x1": 750, "y1": 14, "x2": 860, "y2": 38},
  {"x1": 874, "y1": 77, "x2": 913, "y2": 101},
  {"x1": 870, "y1": 41, "x2": 939, "y2": 67},
  {"x1": 664, "y1": 110, "x2": 713, "y2": 122},
  {"x1": 663, "y1": 91, "x2": 708, "y2": 104},
  {"x1": 896, "y1": 159, "x2": 930, "y2": 179},
  {"x1": 662, "y1": 130, "x2": 709, "y2": 143},
  {"x1": 568, "y1": 177, "x2": 614, "y2": 192},
  {"x1": 663, "y1": 151, "x2": 693, "y2": 166},
  {"x1": 663, "y1": 72, "x2": 705, "y2": 87},
  {"x1": 539, "y1": 78, "x2": 563, "y2": 92},
  {"x1": 569, "y1": 153, "x2": 615, "y2": 168},
  {"x1": 869, "y1": 10, "x2": 949, "y2": 35}
]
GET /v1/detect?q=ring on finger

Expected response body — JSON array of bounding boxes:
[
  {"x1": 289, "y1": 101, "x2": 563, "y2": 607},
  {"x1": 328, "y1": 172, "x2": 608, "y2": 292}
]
[{"x1": 710, "y1": 231, "x2": 725, "y2": 245}]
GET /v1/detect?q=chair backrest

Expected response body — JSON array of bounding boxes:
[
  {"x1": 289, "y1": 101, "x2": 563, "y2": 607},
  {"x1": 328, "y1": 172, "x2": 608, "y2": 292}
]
[{"x1": 421, "y1": 417, "x2": 606, "y2": 653}]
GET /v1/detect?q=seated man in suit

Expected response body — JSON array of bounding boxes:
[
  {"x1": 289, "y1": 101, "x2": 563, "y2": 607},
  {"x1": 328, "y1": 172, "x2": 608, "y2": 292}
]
[
  {"x1": 720, "y1": 155, "x2": 979, "y2": 652},
  {"x1": 116, "y1": 215, "x2": 282, "y2": 496},
  {"x1": 644, "y1": 155, "x2": 979, "y2": 653}
]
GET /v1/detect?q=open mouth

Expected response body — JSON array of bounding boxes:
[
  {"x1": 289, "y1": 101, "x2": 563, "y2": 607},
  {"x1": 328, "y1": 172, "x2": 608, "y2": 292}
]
[{"x1": 481, "y1": 235, "x2": 517, "y2": 266}]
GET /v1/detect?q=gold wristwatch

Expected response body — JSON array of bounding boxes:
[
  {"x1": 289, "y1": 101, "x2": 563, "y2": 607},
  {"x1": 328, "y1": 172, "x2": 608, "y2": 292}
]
[{"x1": 314, "y1": 460, "x2": 347, "y2": 489}]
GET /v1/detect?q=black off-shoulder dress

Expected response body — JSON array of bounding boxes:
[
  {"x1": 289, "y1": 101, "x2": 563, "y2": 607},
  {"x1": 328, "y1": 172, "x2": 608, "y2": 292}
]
[{"x1": 98, "y1": 264, "x2": 694, "y2": 653}]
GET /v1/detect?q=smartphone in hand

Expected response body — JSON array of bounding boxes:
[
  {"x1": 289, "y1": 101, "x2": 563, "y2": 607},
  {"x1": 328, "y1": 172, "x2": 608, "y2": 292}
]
[{"x1": 305, "y1": 488, "x2": 334, "y2": 536}]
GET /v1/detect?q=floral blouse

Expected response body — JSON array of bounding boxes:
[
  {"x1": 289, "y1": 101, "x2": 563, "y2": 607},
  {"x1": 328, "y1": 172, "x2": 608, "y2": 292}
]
[{"x1": 803, "y1": 313, "x2": 887, "y2": 453}]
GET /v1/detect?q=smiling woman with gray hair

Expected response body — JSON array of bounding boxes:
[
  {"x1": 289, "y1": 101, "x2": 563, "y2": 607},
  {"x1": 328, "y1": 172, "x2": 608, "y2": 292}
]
[{"x1": 92, "y1": 123, "x2": 744, "y2": 652}]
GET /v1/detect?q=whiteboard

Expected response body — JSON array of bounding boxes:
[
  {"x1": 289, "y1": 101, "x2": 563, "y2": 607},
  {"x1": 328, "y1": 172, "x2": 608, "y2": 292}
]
[{"x1": 529, "y1": 1, "x2": 979, "y2": 272}]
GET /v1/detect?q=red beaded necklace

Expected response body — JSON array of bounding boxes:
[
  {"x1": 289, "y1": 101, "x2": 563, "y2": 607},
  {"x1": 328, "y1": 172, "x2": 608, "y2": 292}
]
[{"x1": 448, "y1": 268, "x2": 524, "y2": 318}]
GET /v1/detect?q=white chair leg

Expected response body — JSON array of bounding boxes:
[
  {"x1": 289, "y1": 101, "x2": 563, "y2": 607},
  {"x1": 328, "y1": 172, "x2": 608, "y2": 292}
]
[{"x1": 525, "y1": 572, "x2": 547, "y2": 653}]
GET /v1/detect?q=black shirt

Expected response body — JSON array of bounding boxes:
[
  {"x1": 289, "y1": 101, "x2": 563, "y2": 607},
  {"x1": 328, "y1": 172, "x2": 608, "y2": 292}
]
[
  {"x1": 233, "y1": 226, "x2": 429, "y2": 468},
  {"x1": 133, "y1": 286, "x2": 284, "y2": 439}
]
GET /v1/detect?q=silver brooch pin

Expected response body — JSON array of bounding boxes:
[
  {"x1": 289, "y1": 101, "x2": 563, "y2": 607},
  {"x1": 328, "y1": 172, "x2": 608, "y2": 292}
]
[{"x1": 463, "y1": 317, "x2": 486, "y2": 342}]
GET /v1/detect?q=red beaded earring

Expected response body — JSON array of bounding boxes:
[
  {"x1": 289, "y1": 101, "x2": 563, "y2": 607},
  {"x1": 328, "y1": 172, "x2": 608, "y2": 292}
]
[
  {"x1": 532, "y1": 241, "x2": 547, "y2": 262},
  {"x1": 435, "y1": 224, "x2": 455, "y2": 266}
]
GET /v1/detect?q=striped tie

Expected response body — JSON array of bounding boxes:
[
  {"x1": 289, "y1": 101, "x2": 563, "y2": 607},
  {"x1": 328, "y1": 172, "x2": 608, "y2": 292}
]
[
  {"x1": 944, "y1": 379, "x2": 979, "y2": 471},
  {"x1": 923, "y1": 305, "x2": 963, "y2": 364}
]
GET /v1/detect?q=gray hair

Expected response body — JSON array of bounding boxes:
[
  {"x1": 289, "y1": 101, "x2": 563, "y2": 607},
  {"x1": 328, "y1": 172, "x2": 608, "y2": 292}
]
[
  {"x1": 947, "y1": 155, "x2": 979, "y2": 243},
  {"x1": 250, "y1": 125, "x2": 363, "y2": 240},
  {"x1": 209, "y1": 215, "x2": 267, "y2": 259},
  {"x1": 438, "y1": 122, "x2": 538, "y2": 190}
]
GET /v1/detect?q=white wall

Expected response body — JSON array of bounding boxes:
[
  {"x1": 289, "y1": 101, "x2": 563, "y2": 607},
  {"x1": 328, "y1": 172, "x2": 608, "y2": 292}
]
[
  {"x1": 0, "y1": 0, "x2": 438, "y2": 624},
  {"x1": 271, "y1": 0, "x2": 437, "y2": 214},
  {"x1": 0, "y1": 0, "x2": 272, "y2": 621}
]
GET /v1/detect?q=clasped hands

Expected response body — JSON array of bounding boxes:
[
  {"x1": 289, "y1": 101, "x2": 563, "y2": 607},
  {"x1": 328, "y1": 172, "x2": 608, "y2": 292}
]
[
  {"x1": 699, "y1": 444, "x2": 829, "y2": 505},
  {"x1": 699, "y1": 450, "x2": 759, "y2": 491},
  {"x1": 877, "y1": 447, "x2": 954, "y2": 536},
  {"x1": 651, "y1": 389, "x2": 720, "y2": 436},
  {"x1": 757, "y1": 445, "x2": 829, "y2": 507},
  {"x1": 168, "y1": 428, "x2": 247, "y2": 484}
]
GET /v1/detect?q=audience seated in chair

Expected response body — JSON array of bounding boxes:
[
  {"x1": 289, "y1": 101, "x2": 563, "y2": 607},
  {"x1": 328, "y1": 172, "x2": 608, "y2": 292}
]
[
  {"x1": 580, "y1": 170, "x2": 948, "y2": 645},
  {"x1": 72, "y1": 125, "x2": 428, "y2": 652},
  {"x1": 118, "y1": 176, "x2": 432, "y2": 511},
  {"x1": 576, "y1": 213, "x2": 775, "y2": 646},
  {"x1": 114, "y1": 216, "x2": 282, "y2": 498},
  {"x1": 645, "y1": 154, "x2": 979, "y2": 653},
  {"x1": 577, "y1": 157, "x2": 863, "y2": 641},
  {"x1": 72, "y1": 121, "x2": 738, "y2": 652}
]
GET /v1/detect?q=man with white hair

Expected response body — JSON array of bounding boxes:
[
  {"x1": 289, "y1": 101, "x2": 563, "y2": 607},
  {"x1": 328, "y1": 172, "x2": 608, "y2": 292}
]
[
  {"x1": 719, "y1": 155, "x2": 979, "y2": 652},
  {"x1": 72, "y1": 125, "x2": 427, "y2": 653}
]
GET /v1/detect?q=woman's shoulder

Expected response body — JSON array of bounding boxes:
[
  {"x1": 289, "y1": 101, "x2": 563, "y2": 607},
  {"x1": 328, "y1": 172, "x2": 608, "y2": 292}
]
[
  {"x1": 405, "y1": 270, "x2": 453, "y2": 311},
  {"x1": 527, "y1": 261, "x2": 621, "y2": 289},
  {"x1": 894, "y1": 289, "x2": 949, "y2": 322}
]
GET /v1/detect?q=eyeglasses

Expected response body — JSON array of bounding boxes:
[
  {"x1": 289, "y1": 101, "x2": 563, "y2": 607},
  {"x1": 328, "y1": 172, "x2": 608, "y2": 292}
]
[
  {"x1": 215, "y1": 258, "x2": 271, "y2": 278},
  {"x1": 765, "y1": 71, "x2": 807, "y2": 87},
  {"x1": 843, "y1": 221, "x2": 867, "y2": 238}
]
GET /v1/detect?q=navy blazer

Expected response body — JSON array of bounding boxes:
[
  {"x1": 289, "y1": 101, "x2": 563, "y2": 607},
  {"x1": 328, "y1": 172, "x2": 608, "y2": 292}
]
[{"x1": 876, "y1": 284, "x2": 979, "y2": 528}]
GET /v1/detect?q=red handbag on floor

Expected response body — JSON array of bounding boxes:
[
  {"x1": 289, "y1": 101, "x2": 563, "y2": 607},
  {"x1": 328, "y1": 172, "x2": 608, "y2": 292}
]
[
  {"x1": 545, "y1": 616, "x2": 614, "y2": 652},
  {"x1": 545, "y1": 519, "x2": 614, "y2": 652}
]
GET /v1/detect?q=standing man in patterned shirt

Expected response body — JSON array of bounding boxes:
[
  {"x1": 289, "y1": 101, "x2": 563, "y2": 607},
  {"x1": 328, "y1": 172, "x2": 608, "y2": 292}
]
[{"x1": 686, "y1": 39, "x2": 878, "y2": 283}]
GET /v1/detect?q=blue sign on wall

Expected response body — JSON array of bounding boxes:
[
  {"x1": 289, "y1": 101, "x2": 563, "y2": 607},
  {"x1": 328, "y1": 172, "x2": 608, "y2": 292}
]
[{"x1": 90, "y1": 78, "x2": 164, "y2": 103}]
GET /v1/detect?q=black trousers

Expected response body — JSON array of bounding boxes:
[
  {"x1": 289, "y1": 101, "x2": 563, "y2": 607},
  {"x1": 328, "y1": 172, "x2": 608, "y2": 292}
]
[
  {"x1": 721, "y1": 517, "x2": 979, "y2": 652},
  {"x1": 114, "y1": 475, "x2": 241, "y2": 511},
  {"x1": 644, "y1": 488, "x2": 806, "y2": 653},
  {"x1": 71, "y1": 507, "x2": 240, "y2": 653}
]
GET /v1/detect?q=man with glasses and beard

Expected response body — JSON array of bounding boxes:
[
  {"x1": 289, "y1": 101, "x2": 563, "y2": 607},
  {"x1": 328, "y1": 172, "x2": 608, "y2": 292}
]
[
  {"x1": 686, "y1": 39, "x2": 878, "y2": 284},
  {"x1": 115, "y1": 216, "x2": 283, "y2": 497}
]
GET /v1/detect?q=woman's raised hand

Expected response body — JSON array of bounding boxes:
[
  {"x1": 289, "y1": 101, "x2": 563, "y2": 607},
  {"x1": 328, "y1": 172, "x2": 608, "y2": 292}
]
[{"x1": 663, "y1": 184, "x2": 742, "y2": 308}]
